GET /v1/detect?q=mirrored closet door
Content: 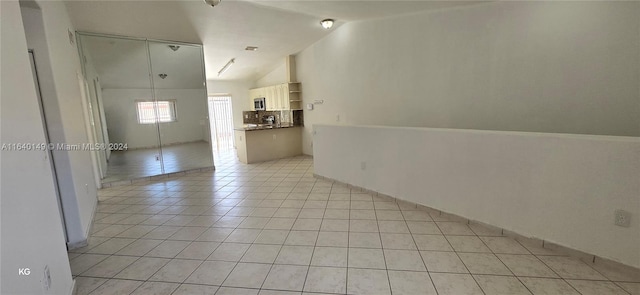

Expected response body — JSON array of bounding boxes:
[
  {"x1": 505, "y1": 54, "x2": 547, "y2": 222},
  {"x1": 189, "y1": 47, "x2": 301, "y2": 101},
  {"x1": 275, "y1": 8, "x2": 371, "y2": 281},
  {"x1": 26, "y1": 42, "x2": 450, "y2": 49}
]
[{"x1": 77, "y1": 33, "x2": 213, "y2": 183}]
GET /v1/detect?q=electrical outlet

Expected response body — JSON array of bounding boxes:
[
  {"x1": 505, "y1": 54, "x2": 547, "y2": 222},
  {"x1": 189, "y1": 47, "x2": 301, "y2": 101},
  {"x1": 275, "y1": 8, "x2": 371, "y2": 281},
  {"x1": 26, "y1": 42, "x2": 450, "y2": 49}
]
[
  {"x1": 614, "y1": 209, "x2": 631, "y2": 227},
  {"x1": 272, "y1": 134, "x2": 277, "y2": 140}
]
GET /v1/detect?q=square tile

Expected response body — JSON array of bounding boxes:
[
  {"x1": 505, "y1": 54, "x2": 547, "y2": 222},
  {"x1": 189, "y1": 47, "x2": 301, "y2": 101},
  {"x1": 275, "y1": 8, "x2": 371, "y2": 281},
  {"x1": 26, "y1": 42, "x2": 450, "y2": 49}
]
[
  {"x1": 223, "y1": 262, "x2": 271, "y2": 288},
  {"x1": 255, "y1": 230, "x2": 289, "y2": 244},
  {"x1": 537, "y1": 256, "x2": 606, "y2": 280},
  {"x1": 149, "y1": 259, "x2": 201, "y2": 283},
  {"x1": 413, "y1": 234, "x2": 453, "y2": 251},
  {"x1": 420, "y1": 251, "x2": 468, "y2": 273},
  {"x1": 275, "y1": 245, "x2": 314, "y2": 265},
  {"x1": 284, "y1": 231, "x2": 318, "y2": 246},
  {"x1": 185, "y1": 260, "x2": 236, "y2": 285},
  {"x1": 116, "y1": 239, "x2": 163, "y2": 256},
  {"x1": 83, "y1": 255, "x2": 138, "y2": 278},
  {"x1": 311, "y1": 247, "x2": 347, "y2": 267},
  {"x1": 384, "y1": 249, "x2": 426, "y2": 271},
  {"x1": 376, "y1": 210, "x2": 405, "y2": 221},
  {"x1": 347, "y1": 268, "x2": 391, "y2": 295},
  {"x1": 115, "y1": 257, "x2": 170, "y2": 280},
  {"x1": 446, "y1": 236, "x2": 491, "y2": 253},
  {"x1": 348, "y1": 248, "x2": 386, "y2": 269},
  {"x1": 497, "y1": 254, "x2": 558, "y2": 278},
  {"x1": 263, "y1": 218, "x2": 295, "y2": 230},
  {"x1": 350, "y1": 210, "x2": 376, "y2": 220},
  {"x1": 130, "y1": 282, "x2": 179, "y2": 295},
  {"x1": 262, "y1": 264, "x2": 308, "y2": 291},
  {"x1": 225, "y1": 229, "x2": 261, "y2": 243},
  {"x1": 88, "y1": 279, "x2": 142, "y2": 295},
  {"x1": 474, "y1": 275, "x2": 532, "y2": 295},
  {"x1": 176, "y1": 241, "x2": 219, "y2": 260},
  {"x1": 350, "y1": 220, "x2": 379, "y2": 232},
  {"x1": 70, "y1": 254, "x2": 109, "y2": 275},
  {"x1": 316, "y1": 231, "x2": 348, "y2": 247},
  {"x1": 292, "y1": 218, "x2": 322, "y2": 231},
  {"x1": 458, "y1": 253, "x2": 512, "y2": 275},
  {"x1": 378, "y1": 220, "x2": 410, "y2": 233},
  {"x1": 323, "y1": 209, "x2": 349, "y2": 219},
  {"x1": 402, "y1": 210, "x2": 433, "y2": 221},
  {"x1": 197, "y1": 228, "x2": 234, "y2": 242},
  {"x1": 320, "y1": 219, "x2": 349, "y2": 232},
  {"x1": 388, "y1": 270, "x2": 437, "y2": 295},
  {"x1": 74, "y1": 277, "x2": 107, "y2": 295},
  {"x1": 430, "y1": 273, "x2": 483, "y2": 295},
  {"x1": 436, "y1": 222, "x2": 475, "y2": 235},
  {"x1": 349, "y1": 232, "x2": 382, "y2": 248},
  {"x1": 241, "y1": 244, "x2": 281, "y2": 263},
  {"x1": 481, "y1": 237, "x2": 530, "y2": 254},
  {"x1": 172, "y1": 284, "x2": 219, "y2": 295},
  {"x1": 208, "y1": 243, "x2": 251, "y2": 262},
  {"x1": 407, "y1": 222, "x2": 442, "y2": 235},
  {"x1": 145, "y1": 240, "x2": 191, "y2": 258},
  {"x1": 380, "y1": 233, "x2": 416, "y2": 250},
  {"x1": 303, "y1": 266, "x2": 346, "y2": 294},
  {"x1": 567, "y1": 280, "x2": 629, "y2": 295},
  {"x1": 519, "y1": 278, "x2": 580, "y2": 295}
]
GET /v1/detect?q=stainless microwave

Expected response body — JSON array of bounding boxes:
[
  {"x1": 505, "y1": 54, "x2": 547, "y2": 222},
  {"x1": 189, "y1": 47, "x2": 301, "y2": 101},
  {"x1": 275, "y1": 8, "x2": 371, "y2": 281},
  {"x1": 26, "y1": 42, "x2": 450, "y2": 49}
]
[{"x1": 254, "y1": 97, "x2": 266, "y2": 111}]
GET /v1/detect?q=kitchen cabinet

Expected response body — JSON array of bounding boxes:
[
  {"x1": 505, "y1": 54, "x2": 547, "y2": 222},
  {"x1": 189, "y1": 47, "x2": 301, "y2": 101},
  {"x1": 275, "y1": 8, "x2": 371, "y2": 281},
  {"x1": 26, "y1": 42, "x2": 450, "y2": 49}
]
[{"x1": 248, "y1": 82, "x2": 302, "y2": 111}]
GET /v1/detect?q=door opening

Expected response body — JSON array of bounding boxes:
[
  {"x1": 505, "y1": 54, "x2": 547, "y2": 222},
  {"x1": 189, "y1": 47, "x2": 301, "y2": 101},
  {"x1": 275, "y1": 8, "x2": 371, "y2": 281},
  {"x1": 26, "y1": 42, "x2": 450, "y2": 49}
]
[
  {"x1": 29, "y1": 49, "x2": 68, "y2": 243},
  {"x1": 208, "y1": 95, "x2": 235, "y2": 155}
]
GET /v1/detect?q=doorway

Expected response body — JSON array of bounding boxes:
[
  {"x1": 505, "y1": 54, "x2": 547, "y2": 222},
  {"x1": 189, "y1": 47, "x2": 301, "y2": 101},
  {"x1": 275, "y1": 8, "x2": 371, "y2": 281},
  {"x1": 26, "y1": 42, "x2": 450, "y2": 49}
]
[
  {"x1": 208, "y1": 95, "x2": 235, "y2": 155},
  {"x1": 29, "y1": 49, "x2": 68, "y2": 243}
]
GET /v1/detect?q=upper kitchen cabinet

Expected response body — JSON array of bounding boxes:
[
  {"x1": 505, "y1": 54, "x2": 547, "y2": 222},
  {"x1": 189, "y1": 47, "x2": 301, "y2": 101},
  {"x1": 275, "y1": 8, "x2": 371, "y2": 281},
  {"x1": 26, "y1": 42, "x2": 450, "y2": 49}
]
[{"x1": 249, "y1": 82, "x2": 302, "y2": 111}]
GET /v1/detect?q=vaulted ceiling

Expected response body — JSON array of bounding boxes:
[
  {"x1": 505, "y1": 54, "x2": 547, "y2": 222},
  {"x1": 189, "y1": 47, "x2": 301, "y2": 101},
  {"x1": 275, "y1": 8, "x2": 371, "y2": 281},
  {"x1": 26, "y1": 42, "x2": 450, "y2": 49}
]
[{"x1": 66, "y1": 0, "x2": 484, "y2": 82}]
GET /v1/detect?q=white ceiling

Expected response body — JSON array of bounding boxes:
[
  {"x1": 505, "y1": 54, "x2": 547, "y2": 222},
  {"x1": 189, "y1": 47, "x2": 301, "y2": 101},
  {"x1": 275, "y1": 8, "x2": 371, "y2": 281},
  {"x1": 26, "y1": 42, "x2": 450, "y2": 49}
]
[{"x1": 66, "y1": 0, "x2": 485, "y2": 82}]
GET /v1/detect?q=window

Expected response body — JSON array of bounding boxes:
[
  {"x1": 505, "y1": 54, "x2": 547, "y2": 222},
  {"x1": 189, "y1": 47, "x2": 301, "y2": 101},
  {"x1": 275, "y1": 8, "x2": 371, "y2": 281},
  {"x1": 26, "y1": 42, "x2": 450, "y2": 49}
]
[{"x1": 136, "y1": 100, "x2": 177, "y2": 124}]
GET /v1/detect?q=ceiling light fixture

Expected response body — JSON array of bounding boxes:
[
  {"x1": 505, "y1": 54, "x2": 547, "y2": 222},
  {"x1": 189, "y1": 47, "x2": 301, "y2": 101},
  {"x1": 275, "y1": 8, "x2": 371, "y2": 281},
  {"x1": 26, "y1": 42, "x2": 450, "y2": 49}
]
[
  {"x1": 159, "y1": 73, "x2": 168, "y2": 79},
  {"x1": 168, "y1": 45, "x2": 180, "y2": 51},
  {"x1": 203, "y1": 0, "x2": 221, "y2": 8},
  {"x1": 320, "y1": 19, "x2": 334, "y2": 29},
  {"x1": 218, "y1": 58, "x2": 235, "y2": 77},
  {"x1": 245, "y1": 46, "x2": 258, "y2": 51}
]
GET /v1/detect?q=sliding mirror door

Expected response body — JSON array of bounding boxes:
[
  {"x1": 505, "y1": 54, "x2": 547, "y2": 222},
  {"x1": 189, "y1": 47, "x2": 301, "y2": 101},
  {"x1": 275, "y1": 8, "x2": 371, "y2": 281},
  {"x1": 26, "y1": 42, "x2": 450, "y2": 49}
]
[
  {"x1": 148, "y1": 41, "x2": 212, "y2": 174},
  {"x1": 79, "y1": 34, "x2": 162, "y2": 182}
]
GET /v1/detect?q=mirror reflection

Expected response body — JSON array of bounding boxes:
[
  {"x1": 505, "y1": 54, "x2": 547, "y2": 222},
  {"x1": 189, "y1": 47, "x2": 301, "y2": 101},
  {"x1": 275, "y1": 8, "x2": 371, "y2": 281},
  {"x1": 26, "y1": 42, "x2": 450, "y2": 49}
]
[{"x1": 78, "y1": 33, "x2": 213, "y2": 183}]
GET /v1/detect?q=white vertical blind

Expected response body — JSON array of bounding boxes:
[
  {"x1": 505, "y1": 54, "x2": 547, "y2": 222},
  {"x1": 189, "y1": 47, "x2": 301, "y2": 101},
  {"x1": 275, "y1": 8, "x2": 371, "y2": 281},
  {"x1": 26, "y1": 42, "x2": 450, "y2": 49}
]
[{"x1": 208, "y1": 95, "x2": 234, "y2": 151}]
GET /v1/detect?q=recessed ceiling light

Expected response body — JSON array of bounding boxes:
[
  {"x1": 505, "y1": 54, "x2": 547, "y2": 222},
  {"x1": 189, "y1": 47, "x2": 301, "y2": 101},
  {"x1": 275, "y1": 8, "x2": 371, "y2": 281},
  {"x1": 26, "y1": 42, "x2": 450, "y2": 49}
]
[
  {"x1": 245, "y1": 46, "x2": 258, "y2": 51},
  {"x1": 320, "y1": 19, "x2": 334, "y2": 29}
]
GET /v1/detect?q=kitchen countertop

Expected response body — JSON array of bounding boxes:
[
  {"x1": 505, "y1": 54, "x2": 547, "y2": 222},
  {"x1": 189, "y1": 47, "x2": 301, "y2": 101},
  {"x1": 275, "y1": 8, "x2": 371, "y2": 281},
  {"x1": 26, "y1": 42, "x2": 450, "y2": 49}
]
[{"x1": 234, "y1": 123, "x2": 301, "y2": 131}]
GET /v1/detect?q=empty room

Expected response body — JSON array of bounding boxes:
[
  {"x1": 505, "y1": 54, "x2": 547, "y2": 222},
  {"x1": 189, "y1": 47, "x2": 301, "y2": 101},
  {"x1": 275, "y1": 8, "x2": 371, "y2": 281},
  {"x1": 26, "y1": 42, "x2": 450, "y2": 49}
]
[{"x1": 1, "y1": 0, "x2": 639, "y2": 294}]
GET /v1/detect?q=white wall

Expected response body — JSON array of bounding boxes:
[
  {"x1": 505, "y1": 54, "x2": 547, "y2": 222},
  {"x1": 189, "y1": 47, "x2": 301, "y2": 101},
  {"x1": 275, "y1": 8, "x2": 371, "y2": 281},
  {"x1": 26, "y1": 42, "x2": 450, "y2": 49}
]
[
  {"x1": 207, "y1": 80, "x2": 252, "y2": 128},
  {"x1": 0, "y1": 1, "x2": 73, "y2": 293},
  {"x1": 297, "y1": 1, "x2": 640, "y2": 155},
  {"x1": 253, "y1": 61, "x2": 287, "y2": 88},
  {"x1": 20, "y1": 0, "x2": 98, "y2": 247},
  {"x1": 314, "y1": 124, "x2": 640, "y2": 268},
  {"x1": 101, "y1": 88, "x2": 208, "y2": 149}
]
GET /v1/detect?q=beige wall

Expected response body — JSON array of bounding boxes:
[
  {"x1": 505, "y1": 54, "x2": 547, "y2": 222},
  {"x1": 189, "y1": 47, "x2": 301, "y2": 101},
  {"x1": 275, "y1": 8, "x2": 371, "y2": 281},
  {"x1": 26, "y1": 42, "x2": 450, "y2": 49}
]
[
  {"x1": 1, "y1": 0, "x2": 74, "y2": 293},
  {"x1": 297, "y1": 1, "x2": 640, "y2": 155},
  {"x1": 21, "y1": 0, "x2": 98, "y2": 247},
  {"x1": 313, "y1": 124, "x2": 640, "y2": 268}
]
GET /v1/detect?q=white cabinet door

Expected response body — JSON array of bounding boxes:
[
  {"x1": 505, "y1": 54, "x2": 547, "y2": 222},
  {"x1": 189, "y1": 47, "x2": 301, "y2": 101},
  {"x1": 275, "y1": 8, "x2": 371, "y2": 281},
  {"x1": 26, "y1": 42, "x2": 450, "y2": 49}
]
[
  {"x1": 265, "y1": 86, "x2": 276, "y2": 111},
  {"x1": 281, "y1": 83, "x2": 290, "y2": 110}
]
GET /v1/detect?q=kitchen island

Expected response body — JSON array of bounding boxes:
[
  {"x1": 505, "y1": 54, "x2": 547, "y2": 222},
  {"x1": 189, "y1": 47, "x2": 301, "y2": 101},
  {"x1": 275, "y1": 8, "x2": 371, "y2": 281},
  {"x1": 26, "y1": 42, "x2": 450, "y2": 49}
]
[{"x1": 234, "y1": 124, "x2": 302, "y2": 164}]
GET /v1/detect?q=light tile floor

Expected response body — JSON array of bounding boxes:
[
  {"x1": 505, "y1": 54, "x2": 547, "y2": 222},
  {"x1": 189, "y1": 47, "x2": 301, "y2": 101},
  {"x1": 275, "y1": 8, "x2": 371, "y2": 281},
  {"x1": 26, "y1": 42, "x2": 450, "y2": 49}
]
[{"x1": 70, "y1": 154, "x2": 640, "y2": 295}]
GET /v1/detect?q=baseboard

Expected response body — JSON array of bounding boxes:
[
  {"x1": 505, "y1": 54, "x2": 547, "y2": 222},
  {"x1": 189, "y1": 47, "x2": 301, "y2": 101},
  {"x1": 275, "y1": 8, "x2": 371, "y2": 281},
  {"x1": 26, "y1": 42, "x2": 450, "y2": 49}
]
[
  {"x1": 69, "y1": 278, "x2": 77, "y2": 295},
  {"x1": 101, "y1": 165, "x2": 215, "y2": 188},
  {"x1": 313, "y1": 173, "x2": 640, "y2": 273}
]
